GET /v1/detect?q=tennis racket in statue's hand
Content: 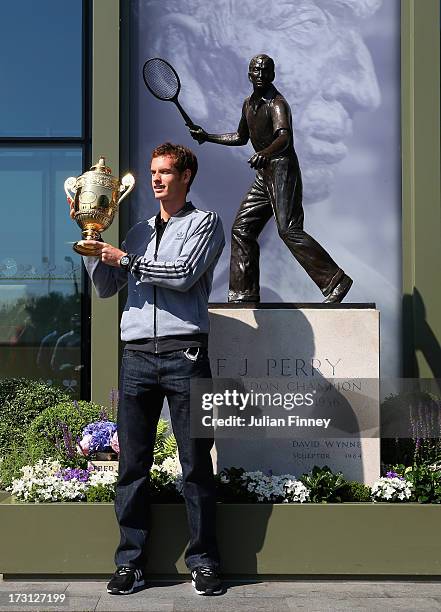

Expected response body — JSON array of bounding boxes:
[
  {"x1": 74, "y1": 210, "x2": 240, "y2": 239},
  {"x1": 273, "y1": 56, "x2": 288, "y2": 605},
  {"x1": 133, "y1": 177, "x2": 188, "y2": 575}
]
[{"x1": 142, "y1": 57, "x2": 198, "y2": 129}]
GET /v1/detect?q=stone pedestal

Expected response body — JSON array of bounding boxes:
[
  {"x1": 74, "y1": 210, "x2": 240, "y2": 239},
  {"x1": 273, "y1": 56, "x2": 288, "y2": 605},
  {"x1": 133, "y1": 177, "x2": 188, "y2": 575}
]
[{"x1": 208, "y1": 304, "x2": 380, "y2": 484}]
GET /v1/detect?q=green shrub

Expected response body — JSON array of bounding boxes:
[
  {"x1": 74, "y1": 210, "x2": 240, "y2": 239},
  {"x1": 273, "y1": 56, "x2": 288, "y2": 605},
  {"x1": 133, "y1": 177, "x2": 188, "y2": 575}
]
[
  {"x1": 340, "y1": 480, "x2": 371, "y2": 502},
  {"x1": 85, "y1": 484, "x2": 116, "y2": 503},
  {"x1": 0, "y1": 379, "x2": 69, "y2": 454},
  {"x1": 18, "y1": 401, "x2": 105, "y2": 478},
  {"x1": 148, "y1": 467, "x2": 183, "y2": 502},
  {"x1": 0, "y1": 443, "x2": 49, "y2": 489},
  {"x1": 25, "y1": 400, "x2": 105, "y2": 460},
  {"x1": 299, "y1": 466, "x2": 348, "y2": 503},
  {"x1": 0, "y1": 377, "x2": 37, "y2": 408},
  {"x1": 400, "y1": 464, "x2": 441, "y2": 504}
]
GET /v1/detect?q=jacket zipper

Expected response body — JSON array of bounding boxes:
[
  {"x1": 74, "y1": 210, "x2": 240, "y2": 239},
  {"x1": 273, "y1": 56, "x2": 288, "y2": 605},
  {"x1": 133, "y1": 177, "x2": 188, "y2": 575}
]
[
  {"x1": 153, "y1": 242, "x2": 159, "y2": 354},
  {"x1": 153, "y1": 218, "x2": 173, "y2": 354}
]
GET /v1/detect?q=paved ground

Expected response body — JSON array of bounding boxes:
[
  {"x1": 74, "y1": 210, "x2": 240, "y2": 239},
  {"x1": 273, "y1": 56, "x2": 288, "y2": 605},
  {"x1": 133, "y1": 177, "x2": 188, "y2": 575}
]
[
  {"x1": 2, "y1": 577, "x2": 441, "y2": 611},
  {"x1": 0, "y1": 580, "x2": 441, "y2": 612}
]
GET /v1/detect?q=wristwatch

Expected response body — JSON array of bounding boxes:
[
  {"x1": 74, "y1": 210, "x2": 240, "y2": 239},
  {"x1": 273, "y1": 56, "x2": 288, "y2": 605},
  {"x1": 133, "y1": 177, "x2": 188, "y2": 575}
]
[{"x1": 119, "y1": 255, "x2": 131, "y2": 270}]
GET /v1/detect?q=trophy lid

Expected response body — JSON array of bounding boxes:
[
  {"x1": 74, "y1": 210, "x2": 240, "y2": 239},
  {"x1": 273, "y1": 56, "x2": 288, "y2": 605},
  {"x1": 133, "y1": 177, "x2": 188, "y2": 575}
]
[{"x1": 90, "y1": 156, "x2": 112, "y2": 175}]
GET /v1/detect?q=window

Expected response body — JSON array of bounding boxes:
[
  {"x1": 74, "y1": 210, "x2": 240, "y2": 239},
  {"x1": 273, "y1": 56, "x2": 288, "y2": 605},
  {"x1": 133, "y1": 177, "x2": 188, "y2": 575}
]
[{"x1": 0, "y1": 1, "x2": 90, "y2": 398}]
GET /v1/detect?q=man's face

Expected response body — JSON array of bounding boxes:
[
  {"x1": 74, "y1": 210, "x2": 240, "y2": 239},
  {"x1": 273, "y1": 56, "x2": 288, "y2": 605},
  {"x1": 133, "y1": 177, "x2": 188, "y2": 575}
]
[
  {"x1": 150, "y1": 155, "x2": 190, "y2": 204},
  {"x1": 248, "y1": 57, "x2": 275, "y2": 93}
]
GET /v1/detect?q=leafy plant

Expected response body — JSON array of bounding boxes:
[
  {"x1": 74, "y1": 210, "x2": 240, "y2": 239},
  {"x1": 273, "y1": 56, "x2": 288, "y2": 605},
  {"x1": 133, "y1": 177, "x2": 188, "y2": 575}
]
[
  {"x1": 299, "y1": 466, "x2": 348, "y2": 503},
  {"x1": 25, "y1": 400, "x2": 105, "y2": 461},
  {"x1": 153, "y1": 419, "x2": 177, "y2": 465},
  {"x1": 0, "y1": 443, "x2": 47, "y2": 489},
  {"x1": 85, "y1": 484, "x2": 116, "y2": 503},
  {"x1": 340, "y1": 480, "x2": 371, "y2": 502},
  {"x1": 398, "y1": 464, "x2": 441, "y2": 504},
  {"x1": 148, "y1": 467, "x2": 183, "y2": 502},
  {"x1": 0, "y1": 379, "x2": 69, "y2": 454},
  {"x1": 0, "y1": 377, "x2": 41, "y2": 408}
]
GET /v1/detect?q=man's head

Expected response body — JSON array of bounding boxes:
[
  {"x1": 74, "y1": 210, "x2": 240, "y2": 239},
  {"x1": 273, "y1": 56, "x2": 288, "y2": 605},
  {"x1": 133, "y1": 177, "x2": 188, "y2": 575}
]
[
  {"x1": 150, "y1": 143, "x2": 198, "y2": 205},
  {"x1": 248, "y1": 55, "x2": 275, "y2": 93}
]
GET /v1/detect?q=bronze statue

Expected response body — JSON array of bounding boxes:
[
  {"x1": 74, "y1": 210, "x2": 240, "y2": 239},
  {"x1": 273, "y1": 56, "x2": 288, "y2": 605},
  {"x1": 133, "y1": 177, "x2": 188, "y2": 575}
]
[{"x1": 190, "y1": 54, "x2": 352, "y2": 303}]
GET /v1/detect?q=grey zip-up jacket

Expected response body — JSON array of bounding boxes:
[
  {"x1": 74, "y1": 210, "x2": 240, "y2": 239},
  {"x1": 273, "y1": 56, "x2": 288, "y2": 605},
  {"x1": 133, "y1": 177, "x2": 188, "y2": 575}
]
[{"x1": 83, "y1": 203, "x2": 225, "y2": 341}]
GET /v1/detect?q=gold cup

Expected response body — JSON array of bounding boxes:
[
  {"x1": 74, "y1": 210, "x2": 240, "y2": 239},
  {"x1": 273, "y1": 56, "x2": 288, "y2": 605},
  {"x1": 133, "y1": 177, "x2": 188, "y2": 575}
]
[{"x1": 64, "y1": 157, "x2": 135, "y2": 255}]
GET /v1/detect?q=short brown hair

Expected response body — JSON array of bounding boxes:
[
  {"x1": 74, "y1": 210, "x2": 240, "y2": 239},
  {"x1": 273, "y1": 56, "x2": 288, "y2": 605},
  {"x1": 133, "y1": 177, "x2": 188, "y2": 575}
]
[{"x1": 151, "y1": 142, "x2": 198, "y2": 193}]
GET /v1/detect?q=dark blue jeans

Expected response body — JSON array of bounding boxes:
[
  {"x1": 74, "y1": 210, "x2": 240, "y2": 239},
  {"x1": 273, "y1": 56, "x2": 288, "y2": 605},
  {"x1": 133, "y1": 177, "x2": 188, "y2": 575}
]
[{"x1": 114, "y1": 347, "x2": 220, "y2": 571}]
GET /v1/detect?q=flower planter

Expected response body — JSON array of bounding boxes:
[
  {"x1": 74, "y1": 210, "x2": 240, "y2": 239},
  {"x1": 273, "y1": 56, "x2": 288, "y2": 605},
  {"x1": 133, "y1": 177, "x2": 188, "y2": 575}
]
[{"x1": 1, "y1": 497, "x2": 441, "y2": 576}]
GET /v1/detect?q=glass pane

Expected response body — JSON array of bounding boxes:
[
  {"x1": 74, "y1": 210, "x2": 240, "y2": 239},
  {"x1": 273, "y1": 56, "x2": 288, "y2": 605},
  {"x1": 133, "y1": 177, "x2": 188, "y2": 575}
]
[
  {"x1": 0, "y1": 148, "x2": 85, "y2": 397},
  {"x1": 0, "y1": 1, "x2": 82, "y2": 137}
]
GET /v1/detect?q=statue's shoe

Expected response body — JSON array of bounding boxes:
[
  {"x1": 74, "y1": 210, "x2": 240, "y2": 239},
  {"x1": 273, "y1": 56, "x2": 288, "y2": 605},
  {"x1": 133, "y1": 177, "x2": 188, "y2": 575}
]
[
  {"x1": 323, "y1": 275, "x2": 353, "y2": 304},
  {"x1": 228, "y1": 290, "x2": 260, "y2": 303}
]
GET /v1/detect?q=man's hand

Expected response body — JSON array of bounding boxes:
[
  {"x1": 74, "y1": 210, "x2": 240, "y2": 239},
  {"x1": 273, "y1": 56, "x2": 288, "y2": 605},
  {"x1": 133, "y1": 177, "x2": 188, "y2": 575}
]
[
  {"x1": 189, "y1": 125, "x2": 208, "y2": 145},
  {"x1": 248, "y1": 151, "x2": 270, "y2": 170},
  {"x1": 81, "y1": 241, "x2": 127, "y2": 266}
]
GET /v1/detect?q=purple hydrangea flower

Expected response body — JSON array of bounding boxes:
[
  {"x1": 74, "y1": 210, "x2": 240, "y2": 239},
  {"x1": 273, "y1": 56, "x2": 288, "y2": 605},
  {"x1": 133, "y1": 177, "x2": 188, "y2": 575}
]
[{"x1": 82, "y1": 421, "x2": 117, "y2": 453}]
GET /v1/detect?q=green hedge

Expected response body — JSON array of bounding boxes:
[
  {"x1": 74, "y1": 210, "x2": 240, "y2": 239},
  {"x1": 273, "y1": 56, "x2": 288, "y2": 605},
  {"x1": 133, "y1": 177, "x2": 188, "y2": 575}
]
[{"x1": 0, "y1": 379, "x2": 69, "y2": 455}]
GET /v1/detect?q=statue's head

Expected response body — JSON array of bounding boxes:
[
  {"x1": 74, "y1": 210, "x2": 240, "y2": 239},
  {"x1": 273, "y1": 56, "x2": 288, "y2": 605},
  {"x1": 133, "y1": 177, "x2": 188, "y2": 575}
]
[{"x1": 248, "y1": 54, "x2": 275, "y2": 92}]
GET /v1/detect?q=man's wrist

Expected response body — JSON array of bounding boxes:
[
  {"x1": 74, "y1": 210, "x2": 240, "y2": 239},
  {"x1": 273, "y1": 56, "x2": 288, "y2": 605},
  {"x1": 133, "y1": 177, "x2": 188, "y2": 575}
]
[{"x1": 119, "y1": 254, "x2": 136, "y2": 270}]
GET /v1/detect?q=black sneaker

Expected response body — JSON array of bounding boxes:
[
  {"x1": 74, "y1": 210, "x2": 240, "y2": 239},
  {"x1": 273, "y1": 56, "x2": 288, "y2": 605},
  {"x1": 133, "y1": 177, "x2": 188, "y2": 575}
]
[
  {"x1": 106, "y1": 566, "x2": 145, "y2": 595},
  {"x1": 191, "y1": 566, "x2": 222, "y2": 595}
]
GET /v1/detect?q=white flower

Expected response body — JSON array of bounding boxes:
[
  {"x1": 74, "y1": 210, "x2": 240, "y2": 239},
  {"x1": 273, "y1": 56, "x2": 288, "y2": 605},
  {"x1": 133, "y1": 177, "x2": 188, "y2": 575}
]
[
  {"x1": 151, "y1": 453, "x2": 182, "y2": 493},
  {"x1": 160, "y1": 455, "x2": 182, "y2": 478},
  {"x1": 10, "y1": 459, "x2": 99, "y2": 502},
  {"x1": 89, "y1": 471, "x2": 117, "y2": 487},
  {"x1": 238, "y1": 470, "x2": 310, "y2": 503},
  {"x1": 371, "y1": 477, "x2": 412, "y2": 503}
]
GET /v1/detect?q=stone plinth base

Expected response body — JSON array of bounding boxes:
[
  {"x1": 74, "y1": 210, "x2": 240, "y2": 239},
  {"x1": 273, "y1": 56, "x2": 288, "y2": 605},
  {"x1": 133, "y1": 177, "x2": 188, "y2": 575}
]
[{"x1": 208, "y1": 304, "x2": 380, "y2": 484}]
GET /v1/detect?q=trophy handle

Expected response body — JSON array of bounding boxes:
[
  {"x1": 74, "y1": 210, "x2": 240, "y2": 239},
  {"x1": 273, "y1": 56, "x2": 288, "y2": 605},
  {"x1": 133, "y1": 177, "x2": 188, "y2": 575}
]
[
  {"x1": 119, "y1": 173, "x2": 135, "y2": 204},
  {"x1": 64, "y1": 177, "x2": 77, "y2": 201}
]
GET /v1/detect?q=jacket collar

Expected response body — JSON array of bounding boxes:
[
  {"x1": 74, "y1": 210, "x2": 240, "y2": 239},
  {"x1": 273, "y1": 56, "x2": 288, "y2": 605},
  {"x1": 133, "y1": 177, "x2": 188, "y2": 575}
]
[
  {"x1": 149, "y1": 201, "x2": 195, "y2": 227},
  {"x1": 174, "y1": 201, "x2": 195, "y2": 217}
]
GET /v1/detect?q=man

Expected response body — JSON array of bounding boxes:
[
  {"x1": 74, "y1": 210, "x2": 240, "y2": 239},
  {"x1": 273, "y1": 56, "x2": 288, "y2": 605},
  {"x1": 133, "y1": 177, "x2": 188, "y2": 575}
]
[
  {"x1": 190, "y1": 54, "x2": 352, "y2": 304},
  {"x1": 73, "y1": 143, "x2": 225, "y2": 595}
]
